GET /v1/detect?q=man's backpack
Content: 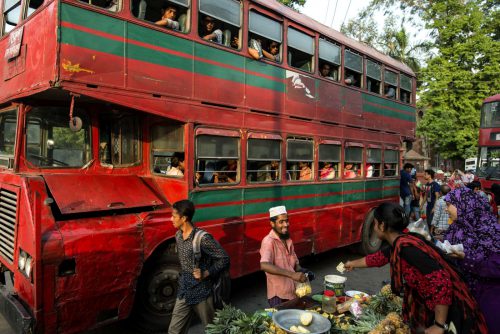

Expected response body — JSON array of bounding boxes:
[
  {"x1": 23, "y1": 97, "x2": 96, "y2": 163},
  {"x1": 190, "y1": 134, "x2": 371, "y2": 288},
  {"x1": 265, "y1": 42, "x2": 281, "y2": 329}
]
[{"x1": 192, "y1": 229, "x2": 231, "y2": 309}]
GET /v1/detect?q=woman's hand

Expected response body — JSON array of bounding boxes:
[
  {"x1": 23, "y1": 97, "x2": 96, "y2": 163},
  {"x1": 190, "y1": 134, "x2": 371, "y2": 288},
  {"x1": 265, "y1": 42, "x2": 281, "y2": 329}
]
[
  {"x1": 424, "y1": 325, "x2": 445, "y2": 334},
  {"x1": 449, "y1": 250, "x2": 465, "y2": 260},
  {"x1": 344, "y1": 261, "x2": 355, "y2": 272}
]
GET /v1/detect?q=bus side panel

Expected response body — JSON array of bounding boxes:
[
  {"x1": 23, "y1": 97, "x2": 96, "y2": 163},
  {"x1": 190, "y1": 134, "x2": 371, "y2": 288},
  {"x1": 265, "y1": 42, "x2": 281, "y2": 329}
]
[
  {"x1": 314, "y1": 206, "x2": 343, "y2": 253},
  {"x1": 54, "y1": 215, "x2": 143, "y2": 334},
  {"x1": 284, "y1": 71, "x2": 316, "y2": 119},
  {"x1": 0, "y1": 2, "x2": 58, "y2": 102},
  {"x1": 193, "y1": 44, "x2": 245, "y2": 107},
  {"x1": 245, "y1": 60, "x2": 285, "y2": 113},
  {"x1": 316, "y1": 81, "x2": 342, "y2": 123}
]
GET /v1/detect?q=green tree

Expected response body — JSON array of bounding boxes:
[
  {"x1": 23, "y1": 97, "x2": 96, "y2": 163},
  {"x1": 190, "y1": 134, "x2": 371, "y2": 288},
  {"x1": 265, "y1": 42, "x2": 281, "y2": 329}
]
[
  {"x1": 363, "y1": 0, "x2": 500, "y2": 159},
  {"x1": 277, "y1": 0, "x2": 306, "y2": 10}
]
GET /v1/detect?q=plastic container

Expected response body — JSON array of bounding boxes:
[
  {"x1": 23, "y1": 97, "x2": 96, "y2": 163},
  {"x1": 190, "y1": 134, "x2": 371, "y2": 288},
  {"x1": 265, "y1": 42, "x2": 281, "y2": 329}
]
[
  {"x1": 324, "y1": 275, "x2": 347, "y2": 296},
  {"x1": 322, "y1": 290, "x2": 336, "y2": 313}
]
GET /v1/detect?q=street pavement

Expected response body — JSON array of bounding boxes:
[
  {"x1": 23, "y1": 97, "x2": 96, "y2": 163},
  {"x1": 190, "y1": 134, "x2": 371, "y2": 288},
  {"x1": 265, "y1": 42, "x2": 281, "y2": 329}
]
[{"x1": 0, "y1": 246, "x2": 389, "y2": 334}]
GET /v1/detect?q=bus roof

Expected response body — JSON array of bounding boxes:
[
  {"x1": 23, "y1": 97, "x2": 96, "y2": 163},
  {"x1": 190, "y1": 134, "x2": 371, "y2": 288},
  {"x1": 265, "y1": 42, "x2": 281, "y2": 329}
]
[
  {"x1": 255, "y1": 0, "x2": 415, "y2": 77},
  {"x1": 484, "y1": 94, "x2": 500, "y2": 103}
]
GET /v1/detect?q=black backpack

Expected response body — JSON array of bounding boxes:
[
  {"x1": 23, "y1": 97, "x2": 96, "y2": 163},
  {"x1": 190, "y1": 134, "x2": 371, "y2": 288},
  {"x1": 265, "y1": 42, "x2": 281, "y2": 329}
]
[{"x1": 192, "y1": 229, "x2": 231, "y2": 309}]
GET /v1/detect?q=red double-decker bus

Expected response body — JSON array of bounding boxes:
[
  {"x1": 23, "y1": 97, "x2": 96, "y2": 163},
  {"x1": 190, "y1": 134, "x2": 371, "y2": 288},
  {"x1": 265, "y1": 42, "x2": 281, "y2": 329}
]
[
  {"x1": 477, "y1": 94, "x2": 500, "y2": 190},
  {"x1": 0, "y1": 0, "x2": 416, "y2": 332}
]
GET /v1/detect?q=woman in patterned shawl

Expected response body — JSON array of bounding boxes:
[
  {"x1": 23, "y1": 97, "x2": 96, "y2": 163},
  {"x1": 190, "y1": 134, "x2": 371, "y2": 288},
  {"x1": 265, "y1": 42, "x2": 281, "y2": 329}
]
[
  {"x1": 444, "y1": 187, "x2": 500, "y2": 333},
  {"x1": 345, "y1": 202, "x2": 487, "y2": 334}
]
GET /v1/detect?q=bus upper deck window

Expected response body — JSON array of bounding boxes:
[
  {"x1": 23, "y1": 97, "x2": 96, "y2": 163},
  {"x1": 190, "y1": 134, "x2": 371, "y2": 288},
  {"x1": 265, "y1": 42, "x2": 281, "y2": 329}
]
[
  {"x1": 26, "y1": 0, "x2": 44, "y2": 18},
  {"x1": 319, "y1": 39, "x2": 340, "y2": 81},
  {"x1": 132, "y1": 0, "x2": 190, "y2": 32},
  {"x1": 25, "y1": 107, "x2": 92, "y2": 168},
  {"x1": 2, "y1": 0, "x2": 21, "y2": 34},
  {"x1": 286, "y1": 139, "x2": 313, "y2": 181},
  {"x1": 79, "y1": 0, "x2": 121, "y2": 11},
  {"x1": 400, "y1": 74, "x2": 412, "y2": 103},
  {"x1": 196, "y1": 134, "x2": 240, "y2": 186},
  {"x1": 0, "y1": 109, "x2": 17, "y2": 168},
  {"x1": 344, "y1": 50, "x2": 362, "y2": 88},
  {"x1": 151, "y1": 123, "x2": 184, "y2": 176},
  {"x1": 288, "y1": 27, "x2": 314, "y2": 72},
  {"x1": 198, "y1": 0, "x2": 241, "y2": 49},
  {"x1": 366, "y1": 59, "x2": 381, "y2": 94},
  {"x1": 247, "y1": 138, "x2": 281, "y2": 183},
  {"x1": 384, "y1": 70, "x2": 398, "y2": 100},
  {"x1": 248, "y1": 11, "x2": 282, "y2": 62}
]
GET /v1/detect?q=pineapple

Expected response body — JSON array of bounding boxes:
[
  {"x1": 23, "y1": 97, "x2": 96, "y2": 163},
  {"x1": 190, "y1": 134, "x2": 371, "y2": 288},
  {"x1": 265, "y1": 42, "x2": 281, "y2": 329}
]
[
  {"x1": 381, "y1": 284, "x2": 393, "y2": 297},
  {"x1": 386, "y1": 312, "x2": 404, "y2": 328}
]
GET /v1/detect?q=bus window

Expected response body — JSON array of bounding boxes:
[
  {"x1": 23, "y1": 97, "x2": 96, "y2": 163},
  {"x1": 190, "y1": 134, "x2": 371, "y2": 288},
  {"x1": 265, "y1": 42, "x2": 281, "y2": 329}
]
[
  {"x1": 288, "y1": 27, "x2": 314, "y2": 72},
  {"x1": 0, "y1": 109, "x2": 17, "y2": 168},
  {"x1": 366, "y1": 59, "x2": 381, "y2": 94},
  {"x1": 26, "y1": 0, "x2": 44, "y2": 18},
  {"x1": 384, "y1": 70, "x2": 397, "y2": 99},
  {"x1": 2, "y1": 0, "x2": 21, "y2": 34},
  {"x1": 196, "y1": 135, "x2": 239, "y2": 185},
  {"x1": 151, "y1": 123, "x2": 184, "y2": 176},
  {"x1": 319, "y1": 39, "x2": 340, "y2": 81},
  {"x1": 248, "y1": 10, "x2": 282, "y2": 61},
  {"x1": 99, "y1": 112, "x2": 140, "y2": 166},
  {"x1": 344, "y1": 50, "x2": 362, "y2": 88},
  {"x1": 131, "y1": 0, "x2": 189, "y2": 32},
  {"x1": 247, "y1": 138, "x2": 281, "y2": 183},
  {"x1": 481, "y1": 101, "x2": 500, "y2": 127},
  {"x1": 384, "y1": 149, "x2": 399, "y2": 176},
  {"x1": 400, "y1": 73, "x2": 412, "y2": 103},
  {"x1": 198, "y1": 0, "x2": 241, "y2": 48},
  {"x1": 318, "y1": 143, "x2": 340, "y2": 180},
  {"x1": 367, "y1": 148, "x2": 381, "y2": 177},
  {"x1": 80, "y1": 0, "x2": 120, "y2": 11},
  {"x1": 25, "y1": 107, "x2": 91, "y2": 168},
  {"x1": 344, "y1": 146, "x2": 362, "y2": 178},
  {"x1": 286, "y1": 138, "x2": 313, "y2": 181}
]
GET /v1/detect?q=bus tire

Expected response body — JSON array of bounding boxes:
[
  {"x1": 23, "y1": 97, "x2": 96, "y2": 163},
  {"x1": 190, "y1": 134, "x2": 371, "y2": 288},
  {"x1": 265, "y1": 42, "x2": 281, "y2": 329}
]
[
  {"x1": 131, "y1": 247, "x2": 180, "y2": 334},
  {"x1": 360, "y1": 209, "x2": 382, "y2": 255}
]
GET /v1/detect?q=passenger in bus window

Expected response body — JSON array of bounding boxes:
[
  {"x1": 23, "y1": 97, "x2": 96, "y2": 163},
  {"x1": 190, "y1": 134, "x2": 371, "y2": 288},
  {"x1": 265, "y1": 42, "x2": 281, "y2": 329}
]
[
  {"x1": 384, "y1": 83, "x2": 396, "y2": 99},
  {"x1": 167, "y1": 152, "x2": 185, "y2": 176},
  {"x1": 200, "y1": 16, "x2": 223, "y2": 44},
  {"x1": 366, "y1": 163, "x2": 374, "y2": 178},
  {"x1": 344, "y1": 73, "x2": 357, "y2": 86},
  {"x1": 155, "y1": 4, "x2": 180, "y2": 31},
  {"x1": 320, "y1": 162, "x2": 335, "y2": 180},
  {"x1": 230, "y1": 36, "x2": 240, "y2": 49},
  {"x1": 344, "y1": 163, "x2": 357, "y2": 178},
  {"x1": 249, "y1": 37, "x2": 280, "y2": 62},
  {"x1": 319, "y1": 63, "x2": 334, "y2": 80},
  {"x1": 299, "y1": 161, "x2": 312, "y2": 181},
  {"x1": 215, "y1": 159, "x2": 238, "y2": 183},
  {"x1": 257, "y1": 160, "x2": 280, "y2": 182}
]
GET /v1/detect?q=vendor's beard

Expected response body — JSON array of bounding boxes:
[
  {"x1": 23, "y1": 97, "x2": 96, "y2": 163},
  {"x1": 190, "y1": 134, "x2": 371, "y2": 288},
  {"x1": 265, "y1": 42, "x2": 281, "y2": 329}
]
[{"x1": 273, "y1": 227, "x2": 290, "y2": 240}]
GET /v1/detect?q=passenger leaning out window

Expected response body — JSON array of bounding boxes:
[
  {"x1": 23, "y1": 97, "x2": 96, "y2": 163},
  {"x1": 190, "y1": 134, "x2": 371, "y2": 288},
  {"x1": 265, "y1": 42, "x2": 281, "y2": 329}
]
[
  {"x1": 200, "y1": 15, "x2": 223, "y2": 44},
  {"x1": 155, "y1": 3, "x2": 180, "y2": 31}
]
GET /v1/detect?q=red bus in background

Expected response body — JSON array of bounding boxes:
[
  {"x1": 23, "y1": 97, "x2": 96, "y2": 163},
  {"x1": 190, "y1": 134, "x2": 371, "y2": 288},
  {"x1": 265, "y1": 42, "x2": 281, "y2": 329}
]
[
  {"x1": 0, "y1": 0, "x2": 416, "y2": 332},
  {"x1": 477, "y1": 94, "x2": 500, "y2": 190}
]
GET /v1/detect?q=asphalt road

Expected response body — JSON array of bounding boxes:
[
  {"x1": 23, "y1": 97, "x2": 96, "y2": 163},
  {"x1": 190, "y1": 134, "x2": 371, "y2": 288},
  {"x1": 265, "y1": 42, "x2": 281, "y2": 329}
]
[{"x1": 0, "y1": 246, "x2": 390, "y2": 334}]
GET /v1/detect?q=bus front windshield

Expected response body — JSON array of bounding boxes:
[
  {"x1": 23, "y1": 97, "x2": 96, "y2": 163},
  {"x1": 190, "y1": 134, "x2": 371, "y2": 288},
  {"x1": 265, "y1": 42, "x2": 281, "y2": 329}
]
[
  {"x1": 26, "y1": 107, "x2": 91, "y2": 168},
  {"x1": 480, "y1": 101, "x2": 500, "y2": 128},
  {"x1": 477, "y1": 147, "x2": 500, "y2": 180}
]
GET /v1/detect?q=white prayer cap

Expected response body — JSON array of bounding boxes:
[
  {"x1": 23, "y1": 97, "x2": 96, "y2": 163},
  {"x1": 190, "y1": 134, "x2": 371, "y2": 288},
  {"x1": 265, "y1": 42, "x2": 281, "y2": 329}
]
[{"x1": 269, "y1": 206, "x2": 287, "y2": 218}]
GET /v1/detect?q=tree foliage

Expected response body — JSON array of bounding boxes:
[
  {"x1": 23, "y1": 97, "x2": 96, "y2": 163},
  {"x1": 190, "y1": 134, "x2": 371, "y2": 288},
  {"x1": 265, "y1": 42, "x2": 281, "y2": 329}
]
[
  {"x1": 354, "y1": 0, "x2": 500, "y2": 159},
  {"x1": 276, "y1": 0, "x2": 306, "y2": 10}
]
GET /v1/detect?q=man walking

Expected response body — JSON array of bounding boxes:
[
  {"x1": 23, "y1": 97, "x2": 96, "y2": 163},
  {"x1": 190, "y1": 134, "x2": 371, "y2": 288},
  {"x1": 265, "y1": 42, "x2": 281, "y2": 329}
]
[
  {"x1": 168, "y1": 200, "x2": 230, "y2": 334},
  {"x1": 400, "y1": 163, "x2": 414, "y2": 215},
  {"x1": 260, "y1": 206, "x2": 306, "y2": 307},
  {"x1": 430, "y1": 184, "x2": 451, "y2": 240},
  {"x1": 421, "y1": 169, "x2": 441, "y2": 227}
]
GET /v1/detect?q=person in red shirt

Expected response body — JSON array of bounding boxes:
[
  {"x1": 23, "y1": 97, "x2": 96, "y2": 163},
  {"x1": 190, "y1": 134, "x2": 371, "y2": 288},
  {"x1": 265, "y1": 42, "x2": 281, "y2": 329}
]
[{"x1": 260, "y1": 206, "x2": 306, "y2": 307}]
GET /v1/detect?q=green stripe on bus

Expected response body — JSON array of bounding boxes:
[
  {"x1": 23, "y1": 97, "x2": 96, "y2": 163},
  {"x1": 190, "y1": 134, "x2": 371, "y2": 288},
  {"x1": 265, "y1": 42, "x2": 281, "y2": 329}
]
[
  {"x1": 362, "y1": 103, "x2": 415, "y2": 122},
  {"x1": 61, "y1": 3, "x2": 125, "y2": 36},
  {"x1": 61, "y1": 27, "x2": 125, "y2": 57},
  {"x1": 363, "y1": 94, "x2": 415, "y2": 113}
]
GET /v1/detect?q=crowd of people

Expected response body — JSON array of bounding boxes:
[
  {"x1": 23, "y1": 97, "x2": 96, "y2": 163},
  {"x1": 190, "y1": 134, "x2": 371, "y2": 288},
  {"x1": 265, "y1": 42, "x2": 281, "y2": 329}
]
[{"x1": 166, "y1": 160, "x2": 498, "y2": 333}]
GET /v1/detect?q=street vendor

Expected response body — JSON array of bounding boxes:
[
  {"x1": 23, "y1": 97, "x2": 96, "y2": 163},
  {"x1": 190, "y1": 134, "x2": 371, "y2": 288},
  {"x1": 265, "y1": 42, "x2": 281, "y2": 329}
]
[{"x1": 260, "y1": 205, "x2": 307, "y2": 307}]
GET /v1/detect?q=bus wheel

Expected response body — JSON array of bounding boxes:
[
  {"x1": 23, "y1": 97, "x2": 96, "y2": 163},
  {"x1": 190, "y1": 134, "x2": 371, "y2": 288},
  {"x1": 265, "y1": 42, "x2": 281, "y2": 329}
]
[
  {"x1": 131, "y1": 250, "x2": 180, "y2": 333},
  {"x1": 361, "y1": 209, "x2": 382, "y2": 255}
]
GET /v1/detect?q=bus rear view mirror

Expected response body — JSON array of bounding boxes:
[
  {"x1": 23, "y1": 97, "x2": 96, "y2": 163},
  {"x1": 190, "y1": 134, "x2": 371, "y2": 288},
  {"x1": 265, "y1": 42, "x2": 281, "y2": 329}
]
[{"x1": 69, "y1": 116, "x2": 82, "y2": 132}]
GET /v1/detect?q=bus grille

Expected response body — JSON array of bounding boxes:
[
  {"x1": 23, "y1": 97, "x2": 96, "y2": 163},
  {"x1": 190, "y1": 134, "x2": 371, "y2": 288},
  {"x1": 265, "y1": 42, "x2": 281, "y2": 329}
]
[{"x1": 0, "y1": 189, "x2": 18, "y2": 263}]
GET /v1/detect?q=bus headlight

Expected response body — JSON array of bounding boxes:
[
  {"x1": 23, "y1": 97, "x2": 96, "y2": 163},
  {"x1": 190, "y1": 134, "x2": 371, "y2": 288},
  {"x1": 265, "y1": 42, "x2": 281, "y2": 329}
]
[
  {"x1": 18, "y1": 250, "x2": 27, "y2": 271},
  {"x1": 24, "y1": 257, "x2": 33, "y2": 278}
]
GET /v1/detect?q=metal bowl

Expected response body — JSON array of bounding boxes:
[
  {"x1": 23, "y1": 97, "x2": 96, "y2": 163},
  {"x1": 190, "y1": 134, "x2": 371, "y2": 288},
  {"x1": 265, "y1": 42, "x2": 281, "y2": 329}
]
[{"x1": 272, "y1": 309, "x2": 331, "y2": 334}]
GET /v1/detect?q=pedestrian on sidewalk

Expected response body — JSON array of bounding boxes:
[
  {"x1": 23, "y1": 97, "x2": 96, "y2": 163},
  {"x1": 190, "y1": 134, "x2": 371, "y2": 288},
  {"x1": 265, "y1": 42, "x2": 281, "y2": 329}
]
[
  {"x1": 421, "y1": 169, "x2": 440, "y2": 227},
  {"x1": 260, "y1": 206, "x2": 307, "y2": 307},
  {"x1": 344, "y1": 202, "x2": 488, "y2": 333},
  {"x1": 168, "y1": 200, "x2": 230, "y2": 334},
  {"x1": 400, "y1": 163, "x2": 414, "y2": 215}
]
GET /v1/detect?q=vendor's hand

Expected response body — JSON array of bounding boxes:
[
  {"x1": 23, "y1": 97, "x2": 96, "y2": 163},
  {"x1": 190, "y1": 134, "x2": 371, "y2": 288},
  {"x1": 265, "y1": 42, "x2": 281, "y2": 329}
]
[
  {"x1": 193, "y1": 268, "x2": 202, "y2": 280},
  {"x1": 424, "y1": 325, "x2": 445, "y2": 334},
  {"x1": 291, "y1": 271, "x2": 306, "y2": 282},
  {"x1": 344, "y1": 261, "x2": 355, "y2": 272},
  {"x1": 449, "y1": 250, "x2": 465, "y2": 260}
]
